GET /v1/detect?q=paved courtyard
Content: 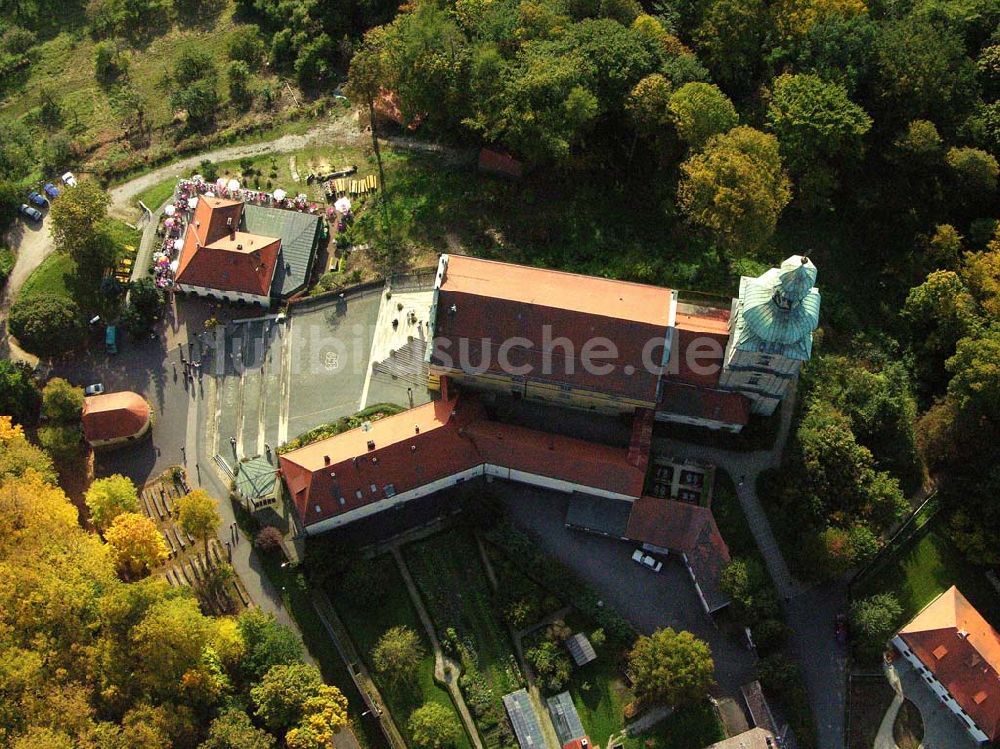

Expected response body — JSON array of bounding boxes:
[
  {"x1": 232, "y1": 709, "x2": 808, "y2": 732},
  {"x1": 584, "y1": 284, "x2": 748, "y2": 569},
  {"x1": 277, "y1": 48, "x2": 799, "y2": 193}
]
[
  {"x1": 494, "y1": 484, "x2": 758, "y2": 699},
  {"x1": 880, "y1": 658, "x2": 980, "y2": 749}
]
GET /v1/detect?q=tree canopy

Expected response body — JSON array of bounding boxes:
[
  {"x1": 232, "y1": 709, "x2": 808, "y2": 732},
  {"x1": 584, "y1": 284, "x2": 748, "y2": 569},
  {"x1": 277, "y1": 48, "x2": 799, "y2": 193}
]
[{"x1": 627, "y1": 627, "x2": 715, "y2": 706}]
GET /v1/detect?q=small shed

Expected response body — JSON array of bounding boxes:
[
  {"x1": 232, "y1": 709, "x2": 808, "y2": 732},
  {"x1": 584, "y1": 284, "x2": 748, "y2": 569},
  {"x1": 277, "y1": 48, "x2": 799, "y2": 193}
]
[
  {"x1": 503, "y1": 689, "x2": 545, "y2": 749},
  {"x1": 546, "y1": 692, "x2": 586, "y2": 746},
  {"x1": 564, "y1": 632, "x2": 597, "y2": 667}
]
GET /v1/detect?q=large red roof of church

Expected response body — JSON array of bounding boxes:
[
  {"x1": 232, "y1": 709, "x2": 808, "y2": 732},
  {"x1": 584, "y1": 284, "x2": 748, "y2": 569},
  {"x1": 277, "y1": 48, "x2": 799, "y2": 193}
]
[
  {"x1": 897, "y1": 587, "x2": 1000, "y2": 740},
  {"x1": 279, "y1": 392, "x2": 647, "y2": 527},
  {"x1": 432, "y1": 255, "x2": 673, "y2": 402},
  {"x1": 175, "y1": 197, "x2": 281, "y2": 297}
]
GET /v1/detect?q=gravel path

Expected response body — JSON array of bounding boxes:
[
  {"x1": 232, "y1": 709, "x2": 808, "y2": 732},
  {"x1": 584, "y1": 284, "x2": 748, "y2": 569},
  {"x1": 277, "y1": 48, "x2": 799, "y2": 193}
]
[{"x1": 109, "y1": 112, "x2": 365, "y2": 217}]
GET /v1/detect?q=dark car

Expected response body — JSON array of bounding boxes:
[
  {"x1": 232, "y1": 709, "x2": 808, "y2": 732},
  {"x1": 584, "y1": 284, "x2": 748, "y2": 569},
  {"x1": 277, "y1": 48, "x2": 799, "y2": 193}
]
[
  {"x1": 43, "y1": 182, "x2": 59, "y2": 199},
  {"x1": 27, "y1": 190, "x2": 46, "y2": 207},
  {"x1": 19, "y1": 204, "x2": 42, "y2": 222}
]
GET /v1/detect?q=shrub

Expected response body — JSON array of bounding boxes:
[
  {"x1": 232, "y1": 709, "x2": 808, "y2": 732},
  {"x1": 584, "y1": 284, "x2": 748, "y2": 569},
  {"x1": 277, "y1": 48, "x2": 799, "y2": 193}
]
[
  {"x1": 255, "y1": 525, "x2": 284, "y2": 553},
  {"x1": 850, "y1": 592, "x2": 902, "y2": 662},
  {"x1": 1, "y1": 26, "x2": 37, "y2": 54},
  {"x1": 227, "y1": 25, "x2": 264, "y2": 69},
  {"x1": 9, "y1": 294, "x2": 85, "y2": 356}
]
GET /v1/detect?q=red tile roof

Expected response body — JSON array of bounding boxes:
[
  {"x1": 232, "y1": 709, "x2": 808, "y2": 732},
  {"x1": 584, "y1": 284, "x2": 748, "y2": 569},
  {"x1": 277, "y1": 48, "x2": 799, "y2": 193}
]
[
  {"x1": 82, "y1": 391, "x2": 150, "y2": 443},
  {"x1": 175, "y1": 197, "x2": 281, "y2": 297},
  {"x1": 562, "y1": 738, "x2": 592, "y2": 749},
  {"x1": 664, "y1": 326, "x2": 728, "y2": 387},
  {"x1": 656, "y1": 382, "x2": 750, "y2": 427},
  {"x1": 898, "y1": 587, "x2": 1000, "y2": 740},
  {"x1": 279, "y1": 391, "x2": 647, "y2": 527},
  {"x1": 625, "y1": 496, "x2": 731, "y2": 611},
  {"x1": 464, "y1": 419, "x2": 648, "y2": 498},
  {"x1": 279, "y1": 395, "x2": 484, "y2": 526},
  {"x1": 432, "y1": 255, "x2": 673, "y2": 402}
]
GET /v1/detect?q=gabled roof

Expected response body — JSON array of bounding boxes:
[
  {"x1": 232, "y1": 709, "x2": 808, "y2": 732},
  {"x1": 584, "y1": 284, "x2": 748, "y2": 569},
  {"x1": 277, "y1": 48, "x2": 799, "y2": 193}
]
[
  {"x1": 175, "y1": 197, "x2": 281, "y2": 297},
  {"x1": 431, "y1": 255, "x2": 673, "y2": 402},
  {"x1": 897, "y1": 586, "x2": 1000, "y2": 740},
  {"x1": 82, "y1": 391, "x2": 150, "y2": 443},
  {"x1": 242, "y1": 203, "x2": 321, "y2": 297},
  {"x1": 625, "y1": 497, "x2": 731, "y2": 611},
  {"x1": 564, "y1": 633, "x2": 597, "y2": 666},
  {"x1": 235, "y1": 455, "x2": 278, "y2": 501},
  {"x1": 503, "y1": 689, "x2": 545, "y2": 749},
  {"x1": 279, "y1": 391, "x2": 648, "y2": 527},
  {"x1": 705, "y1": 727, "x2": 776, "y2": 749},
  {"x1": 546, "y1": 692, "x2": 586, "y2": 745}
]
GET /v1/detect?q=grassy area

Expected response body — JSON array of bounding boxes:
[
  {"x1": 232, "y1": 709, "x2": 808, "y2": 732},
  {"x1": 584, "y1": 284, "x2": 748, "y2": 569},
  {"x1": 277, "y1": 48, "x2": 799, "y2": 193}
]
[
  {"x1": 18, "y1": 251, "x2": 76, "y2": 302},
  {"x1": 622, "y1": 702, "x2": 725, "y2": 749},
  {"x1": 853, "y1": 513, "x2": 1000, "y2": 629},
  {"x1": 404, "y1": 530, "x2": 522, "y2": 749},
  {"x1": 0, "y1": 1, "x2": 307, "y2": 176},
  {"x1": 328, "y1": 553, "x2": 473, "y2": 749},
  {"x1": 134, "y1": 179, "x2": 178, "y2": 212}
]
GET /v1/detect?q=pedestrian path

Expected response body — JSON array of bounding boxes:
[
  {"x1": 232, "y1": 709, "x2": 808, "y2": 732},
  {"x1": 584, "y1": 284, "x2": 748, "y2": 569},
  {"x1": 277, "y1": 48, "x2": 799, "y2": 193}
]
[{"x1": 390, "y1": 545, "x2": 485, "y2": 749}]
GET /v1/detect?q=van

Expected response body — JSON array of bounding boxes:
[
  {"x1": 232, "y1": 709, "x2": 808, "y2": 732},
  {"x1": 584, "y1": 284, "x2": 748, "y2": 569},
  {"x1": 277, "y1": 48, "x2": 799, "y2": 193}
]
[{"x1": 105, "y1": 325, "x2": 118, "y2": 354}]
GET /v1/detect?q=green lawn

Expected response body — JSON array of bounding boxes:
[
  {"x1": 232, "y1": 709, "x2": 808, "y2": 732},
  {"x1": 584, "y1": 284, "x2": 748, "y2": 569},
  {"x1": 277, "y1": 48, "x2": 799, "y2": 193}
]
[
  {"x1": 562, "y1": 635, "x2": 633, "y2": 748},
  {"x1": 18, "y1": 251, "x2": 76, "y2": 302},
  {"x1": 327, "y1": 554, "x2": 473, "y2": 749},
  {"x1": 134, "y1": 179, "x2": 178, "y2": 212},
  {"x1": 404, "y1": 530, "x2": 522, "y2": 749},
  {"x1": 853, "y1": 515, "x2": 1000, "y2": 629},
  {"x1": 622, "y1": 702, "x2": 725, "y2": 749}
]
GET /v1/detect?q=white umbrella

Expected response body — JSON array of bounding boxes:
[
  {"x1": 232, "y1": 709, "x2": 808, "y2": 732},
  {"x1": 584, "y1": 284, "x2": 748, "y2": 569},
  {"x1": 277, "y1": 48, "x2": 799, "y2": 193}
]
[
  {"x1": 334, "y1": 197, "x2": 352, "y2": 213},
  {"x1": 205, "y1": 191, "x2": 215, "y2": 198},
  {"x1": 170, "y1": 259, "x2": 179, "y2": 272},
  {"x1": 227, "y1": 178, "x2": 240, "y2": 192},
  {"x1": 164, "y1": 204, "x2": 176, "y2": 217},
  {"x1": 189, "y1": 197, "x2": 199, "y2": 210},
  {"x1": 273, "y1": 188, "x2": 287, "y2": 201},
  {"x1": 216, "y1": 177, "x2": 226, "y2": 189}
]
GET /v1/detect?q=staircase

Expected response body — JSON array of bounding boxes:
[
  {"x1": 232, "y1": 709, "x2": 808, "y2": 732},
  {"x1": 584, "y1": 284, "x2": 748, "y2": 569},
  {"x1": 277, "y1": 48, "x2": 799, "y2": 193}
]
[
  {"x1": 628, "y1": 408, "x2": 654, "y2": 467},
  {"x1": 371, "y1": 338, "x2": 429, "y2": 387}
]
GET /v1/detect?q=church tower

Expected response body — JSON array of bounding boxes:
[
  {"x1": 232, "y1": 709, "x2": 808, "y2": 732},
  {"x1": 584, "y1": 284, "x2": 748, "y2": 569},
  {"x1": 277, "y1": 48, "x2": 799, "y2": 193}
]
[{"x1": 719, "y1": 255, "x2": 821, "y2": 415}]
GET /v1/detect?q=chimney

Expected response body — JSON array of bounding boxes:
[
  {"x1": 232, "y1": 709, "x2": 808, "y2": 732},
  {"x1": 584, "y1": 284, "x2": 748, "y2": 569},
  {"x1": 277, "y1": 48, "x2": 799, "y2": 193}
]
[
  {"x1": 367, "y1": 439, "x2": 375, "y2": 451},
  {"x1": 411, "y1": 445, "x2": 417, "y2": 452},
  {"x1": 236, "y1": 243, "x2": 243, "y2": 251},
  {"x1": 415, "y1": 425, "x2": 420, "y2": 434},
  {"x1": 324, "y1": 455, "x2": 331, "y2": 465}
]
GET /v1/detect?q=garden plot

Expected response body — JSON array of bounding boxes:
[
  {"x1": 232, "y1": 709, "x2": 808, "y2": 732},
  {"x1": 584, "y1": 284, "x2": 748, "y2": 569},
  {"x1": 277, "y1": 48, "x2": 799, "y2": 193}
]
[
  {"x1": 328, "y1": 554, "x2": 472, "y2": 749},
  {"x1": 404, "y1": 530, "x2": 524, "y2": 749}
]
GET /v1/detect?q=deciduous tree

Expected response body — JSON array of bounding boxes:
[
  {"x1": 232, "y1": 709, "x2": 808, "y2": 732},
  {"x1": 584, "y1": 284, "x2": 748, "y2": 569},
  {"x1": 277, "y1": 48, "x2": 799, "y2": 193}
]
[
  {"x1": 677, "y1": 126, "x2": 791, "y2": 261},
  {"x1": 41, "y1": 377, "x2": 84, "y2": 423},
  {"x1": 237, "y1": 609, "x2": 304, "y2": 682},
  {"x1": 9, "y1": 294, "x2": 85, "y2": 356},
  {"x1": 372, "y1": 625, "x2": 424, "y2": 683},
  {"x1": 408, "y1": 702, "x2": 462, "y2": 749},
  {"x1": 105, "y1": 512, "x2": 168, "y2": 575},
  {"x1": 667, "y1": 81, "x2": 737, "y2": 149},
  {"x1": 85, "y1": 474, "x2": 139, "y2": 530},
  {"x1": 627, "y1": 627, "x2": 714, "y2": 706},
  {"x1": 849, "y1": 593, "x2": 901, "y2": 661},
  {"x1": 251, "y1": 663, "x2": 324, "y2": 732},
  {"x1": 201, "y1": 709, "x2": 276, "y2": 749},
  {"x1": 0, "y1": 361, "x2": 41, "y2": 427},
  {"x1": 176, "y1": 488, "x2": 222, "y2": 561}
]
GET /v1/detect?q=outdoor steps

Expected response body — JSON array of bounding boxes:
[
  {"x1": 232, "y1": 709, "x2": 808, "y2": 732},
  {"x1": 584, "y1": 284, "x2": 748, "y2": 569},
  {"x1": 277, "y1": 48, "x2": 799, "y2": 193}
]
[{"x1": 372, "y1": 338, "x2": 429, "y2": 386}]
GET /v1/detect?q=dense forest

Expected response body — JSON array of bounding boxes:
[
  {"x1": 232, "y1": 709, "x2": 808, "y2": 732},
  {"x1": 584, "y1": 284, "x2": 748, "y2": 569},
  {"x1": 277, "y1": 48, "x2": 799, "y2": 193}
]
[{"x1": 345, "y1": 0, "x2": 1000, "y2": 576}]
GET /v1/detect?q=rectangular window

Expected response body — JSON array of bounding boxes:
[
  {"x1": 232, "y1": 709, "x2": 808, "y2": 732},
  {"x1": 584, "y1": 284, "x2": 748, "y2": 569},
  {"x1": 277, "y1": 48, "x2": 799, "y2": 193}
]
[{"x1": 384, "y1": 484, "x2": 396, "y2": 497}]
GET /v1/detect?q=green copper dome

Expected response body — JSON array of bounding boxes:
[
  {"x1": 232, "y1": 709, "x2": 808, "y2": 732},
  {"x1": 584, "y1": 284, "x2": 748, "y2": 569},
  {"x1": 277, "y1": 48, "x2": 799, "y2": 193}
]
[{"x1": 735, "y1": 255, "x2": 821, "y2": 360}]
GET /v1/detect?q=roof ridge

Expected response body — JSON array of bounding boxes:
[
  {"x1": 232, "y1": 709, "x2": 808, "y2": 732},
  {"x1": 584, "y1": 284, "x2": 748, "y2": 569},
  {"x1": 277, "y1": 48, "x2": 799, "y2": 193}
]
[{"x1": 445, "y1": 253, "x2": 675, "y2": 293}]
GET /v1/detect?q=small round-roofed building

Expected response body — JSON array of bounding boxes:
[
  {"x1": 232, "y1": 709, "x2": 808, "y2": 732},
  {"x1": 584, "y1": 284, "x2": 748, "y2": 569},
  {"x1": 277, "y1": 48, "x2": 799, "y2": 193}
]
[{"x1": 81, "y1": 391, "x2": 151, "y2": 449}]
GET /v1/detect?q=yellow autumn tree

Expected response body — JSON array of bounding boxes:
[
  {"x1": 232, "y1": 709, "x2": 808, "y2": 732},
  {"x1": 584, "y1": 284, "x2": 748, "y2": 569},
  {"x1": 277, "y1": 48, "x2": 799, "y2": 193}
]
[
  {"x1": 773, "y1": 0, "x2": 867, "y2": 40},
  {"x1": 105, "y1": 512, "x2": 169, "y2": 575},
  {"x1": 176, "y1": 489, "x2": 222, "y2": 561},
  {"x1": 0, "y1": 416, "x2": 56, "y2": 485}
]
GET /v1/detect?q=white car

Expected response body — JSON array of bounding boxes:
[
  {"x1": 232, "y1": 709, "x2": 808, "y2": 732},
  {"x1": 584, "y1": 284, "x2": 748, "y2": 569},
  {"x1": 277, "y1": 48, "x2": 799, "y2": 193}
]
[
  {"x1": 61, "y1": 171, "x2": 78, "y2": 187},
  {"x1": 84, "y1": 383, "x2": 105, "y2": 396},
  {"x1": 632, "y1": 549, "x2": 663, "y2": 573}
]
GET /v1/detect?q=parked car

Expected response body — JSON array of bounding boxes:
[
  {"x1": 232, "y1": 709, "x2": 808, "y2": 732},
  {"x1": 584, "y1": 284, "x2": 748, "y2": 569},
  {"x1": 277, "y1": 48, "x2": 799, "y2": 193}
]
[
  {"x1": 27, "y1": 190, "x2": 46, "y2": 207},
  {"x1": 43, "y1": 182, "x2": 59, "y2": 199},
  {"x1": 61, "y1": 171, "x2": 78, "y2": 187},
  {"x1": 84, "y1": 383, "x2": 105, "y2": 396},
  {"x1": 631, "y1": 549, "x2": 663, "y2": 573},
  {"x1": 19, "y1": 204, "x2": 42, "y2": 222}
]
